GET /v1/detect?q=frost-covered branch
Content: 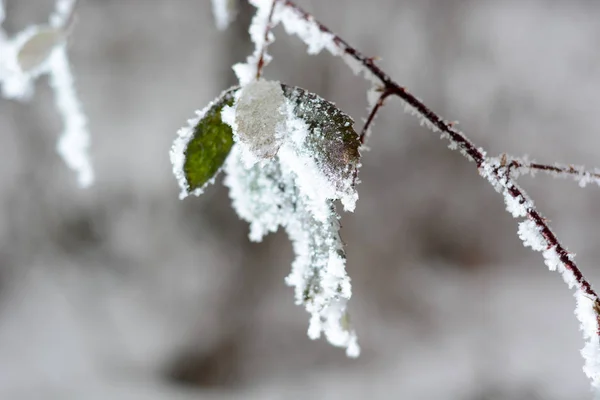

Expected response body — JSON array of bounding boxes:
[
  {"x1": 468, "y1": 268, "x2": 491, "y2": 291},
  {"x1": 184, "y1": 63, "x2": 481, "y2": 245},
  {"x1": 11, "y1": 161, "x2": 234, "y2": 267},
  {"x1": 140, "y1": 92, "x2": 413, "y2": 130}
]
[
  {"x1": 264, "y1": 0, "x2": 600, "y2": 389},
  {"x1": 499, "y1": 156, "x2": 600, "y2": 188}
]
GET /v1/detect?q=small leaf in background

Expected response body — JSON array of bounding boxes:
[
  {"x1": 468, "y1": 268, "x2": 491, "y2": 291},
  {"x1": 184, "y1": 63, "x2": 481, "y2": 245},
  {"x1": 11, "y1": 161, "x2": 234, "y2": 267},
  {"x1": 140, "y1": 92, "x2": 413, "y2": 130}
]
[
  {"x1": 16, "y1": 26, "x2": 65, "y2": 73},
  {"x1": 170, "y1": 87, "x2": 238, "y2": 199}
]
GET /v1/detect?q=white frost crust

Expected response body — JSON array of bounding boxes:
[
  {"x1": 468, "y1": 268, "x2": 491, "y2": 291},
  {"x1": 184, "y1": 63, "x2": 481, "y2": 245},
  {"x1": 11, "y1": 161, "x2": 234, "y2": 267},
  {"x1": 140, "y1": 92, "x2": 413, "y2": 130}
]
[
  {"x1": 170, "y1": 88, "x2": 235, "y2": 199},
  {"x1": 224, "y1": 145, "x2": 359, "y2": 357},
  {"x1": 517, "y1": 219, "x2": 545, "y2": 252},
  {"x1": 274, "y1": 5, "x2": 339, "y2": 56},
  {"x1": 210, "y1": 0, "x2": 237, "y2": 30},
  {"x1": 49, "y1": 45, "x2": 94, "y2": 187},
  {"x1": 576, "y1": 290, "x2": 600, "y2": 388}
]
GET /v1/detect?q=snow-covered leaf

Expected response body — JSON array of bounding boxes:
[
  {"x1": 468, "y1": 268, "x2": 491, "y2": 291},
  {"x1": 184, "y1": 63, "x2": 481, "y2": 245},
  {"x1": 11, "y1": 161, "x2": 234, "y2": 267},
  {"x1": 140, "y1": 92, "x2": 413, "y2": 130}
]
[
  {"x1": 171, "y1": 87, "x2": 238, "y2": 198},
  {"x1": 281, "y1": 84, "x2": 360, "y2": 195}
]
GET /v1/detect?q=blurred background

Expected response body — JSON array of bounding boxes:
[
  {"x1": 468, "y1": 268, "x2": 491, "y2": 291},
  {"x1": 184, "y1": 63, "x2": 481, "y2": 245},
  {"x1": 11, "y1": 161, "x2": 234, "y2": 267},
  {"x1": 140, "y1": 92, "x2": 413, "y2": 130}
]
[{"x1": 2, "y1": 0, "x2": 600, "y2": 398}]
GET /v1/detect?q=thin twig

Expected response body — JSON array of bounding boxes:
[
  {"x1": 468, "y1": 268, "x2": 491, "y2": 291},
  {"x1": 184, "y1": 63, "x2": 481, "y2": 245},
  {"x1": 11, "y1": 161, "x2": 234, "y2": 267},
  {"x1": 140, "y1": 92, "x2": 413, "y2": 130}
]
[
  {"x1": 255, "y1": 0, "x2": 276, "y2": 79},
  {"x1": 360, "y1": 89, "x2": 391, "y2": 144},
  {"x1": 505, "y1": 158, "x2": 600, "y2": 187}
]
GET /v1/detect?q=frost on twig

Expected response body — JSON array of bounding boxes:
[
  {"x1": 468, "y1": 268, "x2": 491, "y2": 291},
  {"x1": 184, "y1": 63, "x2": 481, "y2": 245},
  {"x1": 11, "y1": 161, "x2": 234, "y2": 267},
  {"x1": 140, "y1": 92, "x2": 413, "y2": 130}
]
[
  {"x1": 0, "y1": 0, "x2": 93, "y2": 187},
  {"x1": 495, "y1": 155, "x2": 600, "y2": 189}
]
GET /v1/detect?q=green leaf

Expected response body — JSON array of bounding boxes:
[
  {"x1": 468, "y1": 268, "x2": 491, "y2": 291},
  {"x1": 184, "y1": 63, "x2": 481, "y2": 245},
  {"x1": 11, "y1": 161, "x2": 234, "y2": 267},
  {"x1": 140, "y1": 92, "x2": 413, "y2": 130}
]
[
  {"x1": 182, "y1": 87, "x2": 238, "y2": 193},
  {"x1": 281, "y1": 85, "x2": 361, "y2": 191}
]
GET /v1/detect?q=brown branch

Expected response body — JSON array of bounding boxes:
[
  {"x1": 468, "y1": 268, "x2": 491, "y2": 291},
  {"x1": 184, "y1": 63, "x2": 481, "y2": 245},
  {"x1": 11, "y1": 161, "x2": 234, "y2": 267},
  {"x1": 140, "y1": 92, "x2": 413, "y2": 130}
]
[
  {"x1": 505, "y1": 158, "x2": 600, "y2": 187},
  {"x1": 360, "y1": 88, "x2": 391, "y2": 145},
  {"x1": 255, "y1": 0, "x2": 277, "y2": 79},
  {"x1": 275, "y1": 0, "x2": 600, "y2": 333}
]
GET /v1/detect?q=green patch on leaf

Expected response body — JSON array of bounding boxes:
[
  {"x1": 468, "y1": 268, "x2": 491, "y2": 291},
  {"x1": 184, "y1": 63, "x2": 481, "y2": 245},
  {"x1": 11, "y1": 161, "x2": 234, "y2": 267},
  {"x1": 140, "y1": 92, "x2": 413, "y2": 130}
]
[{"x1": 183, "y1": 88, "x2": 238, "y2": 192}]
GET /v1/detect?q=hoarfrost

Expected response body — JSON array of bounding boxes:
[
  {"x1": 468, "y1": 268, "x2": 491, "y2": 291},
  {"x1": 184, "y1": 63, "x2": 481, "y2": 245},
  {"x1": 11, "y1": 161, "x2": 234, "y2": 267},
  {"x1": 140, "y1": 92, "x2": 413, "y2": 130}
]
[
  {"x1": 575, "y1": 291, "x2": 600, "y2": 388},
  {"x1": 275, "y1": 4, "x2": 339, "y2": 56},
  {"x1": 210, "y1": 0, "x2": 237, "y2": 30},
  {"x1": 517, "y1": 219, "x2": 545, "y2": 252},
  {"x1": 224, "y1": 143, "x2": 359, "y2": 356},
  {"x1": 504, "y1": 188, "x2": 527, "y2": 218},
  {"x1": 233, "y1": 0, "x2": 277, "y2": 85}
]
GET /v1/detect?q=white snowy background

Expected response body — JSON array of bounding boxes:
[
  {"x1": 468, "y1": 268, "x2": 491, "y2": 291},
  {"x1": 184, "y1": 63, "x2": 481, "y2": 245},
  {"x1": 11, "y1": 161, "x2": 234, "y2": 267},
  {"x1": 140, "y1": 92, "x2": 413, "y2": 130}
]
[{"x1": 1, "y1": 0, "x2": 600, "y2": 398}]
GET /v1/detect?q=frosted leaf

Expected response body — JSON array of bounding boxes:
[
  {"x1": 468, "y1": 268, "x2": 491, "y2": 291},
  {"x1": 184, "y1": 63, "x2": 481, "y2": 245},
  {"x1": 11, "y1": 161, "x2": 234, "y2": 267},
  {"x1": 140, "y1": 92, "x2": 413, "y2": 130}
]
[
  {"x1": 174, "y1": 75, "x2": 361, "y2": 356},
  {"x1": 170, "y1": 87, "x2": 237, "y2": 199},
  {"x1": 223, "y1": 145, "x2": 294, "y2": 242},
  {"x1": 281, "y1": 84, "x2": 360, "y2": 211},
  {"x1": 217, "y1": 79, "x2": 361, "y2": 356},
  {"x1": 283, "y1": 197, "x2": 358, "y2": 356},
  {"x1": 16, "y1": 26, "x2": 65, "y2": 73},
  {"x1": 210, "y1": 0, "x2": 237, "y2": 30},
  {"x1": 222, "y1": 79, "x2": 286, "y2": 162}
]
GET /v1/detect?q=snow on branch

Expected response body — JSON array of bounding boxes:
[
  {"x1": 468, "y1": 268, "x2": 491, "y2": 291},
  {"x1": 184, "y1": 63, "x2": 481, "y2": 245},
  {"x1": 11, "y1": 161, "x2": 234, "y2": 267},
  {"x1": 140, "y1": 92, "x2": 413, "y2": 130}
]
[
  {"x1": 0, "y1": 0, "x2": 93, "y2": 187},
  {"x1": 262, "y1": 0, "x2": 600, "y2": 389},
  {"x1": 495, "y1": 155, "x2": 600, "y2": 188}
]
